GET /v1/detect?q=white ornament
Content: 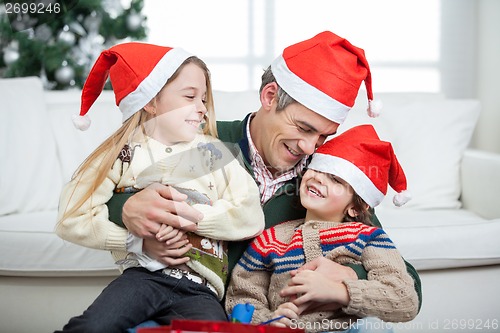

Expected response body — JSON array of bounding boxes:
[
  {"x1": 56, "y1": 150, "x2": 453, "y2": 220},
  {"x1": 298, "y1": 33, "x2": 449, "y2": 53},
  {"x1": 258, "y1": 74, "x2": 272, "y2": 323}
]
[
  {"x1": 126, "y1": 13, "x2": 142, "y2": 31},
  {"x1": 102, "y1": 0, "x2": 124, "y2": 19},
  {"x1": 35, "y1": 24, "x2": 53, "y2": 42},
  {"x1": 58, "y1": 29, "x2": 76, "y2": 46},
  {"x1": 3, "y1": 41, "x2": 20, "y2": 65},
  {"x1": 3, "y1": 48, "x2": 20, "y2": 65},
  {"x1": 84, "y1": 11, "x2": 101, "y2": 33},
  {"x1": 69, "y1": 21, "x2": 86, "y2": 36},
  {"x1": 55, "y1": 63, "x2": 75, "y2": 85}
]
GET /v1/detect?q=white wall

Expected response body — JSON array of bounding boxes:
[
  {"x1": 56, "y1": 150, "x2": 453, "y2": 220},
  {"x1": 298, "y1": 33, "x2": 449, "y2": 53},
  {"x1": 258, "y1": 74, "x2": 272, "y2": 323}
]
[
  {"x1": 474, "y1": 0, "x2": 500, "y2": 154},
  {"x1": 143, "y1": 0, "x2": 500, "y2": 154}
]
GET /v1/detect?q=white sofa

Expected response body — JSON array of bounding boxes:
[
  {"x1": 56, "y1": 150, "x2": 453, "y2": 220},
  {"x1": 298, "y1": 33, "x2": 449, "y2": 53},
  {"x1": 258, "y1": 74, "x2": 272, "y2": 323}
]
[{"x1": 1, "y1": 77, "x2": 499, "y2": 333}]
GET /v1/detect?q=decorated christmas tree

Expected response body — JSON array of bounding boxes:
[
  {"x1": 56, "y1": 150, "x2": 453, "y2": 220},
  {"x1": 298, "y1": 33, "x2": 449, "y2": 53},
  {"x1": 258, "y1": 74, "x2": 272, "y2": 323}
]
[{"x1": 0, "y1": 0, "x2": 147, "y2": 90}]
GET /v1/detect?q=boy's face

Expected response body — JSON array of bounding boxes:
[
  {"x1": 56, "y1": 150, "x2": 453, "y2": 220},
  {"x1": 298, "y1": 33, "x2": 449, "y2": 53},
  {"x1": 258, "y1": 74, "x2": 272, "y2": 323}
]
[
  {"x1": 300, "y1": 169, "x2": 356, "y2": 222},
  {"x1": 144, "y1": 62, "x2": 207, "y2": 145}
]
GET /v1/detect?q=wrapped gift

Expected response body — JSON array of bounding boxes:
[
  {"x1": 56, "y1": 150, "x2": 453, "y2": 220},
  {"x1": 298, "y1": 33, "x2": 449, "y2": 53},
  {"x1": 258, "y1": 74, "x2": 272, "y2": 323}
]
[{"x1": 137, "y1": 319, "x2": 305, "y2": 333}]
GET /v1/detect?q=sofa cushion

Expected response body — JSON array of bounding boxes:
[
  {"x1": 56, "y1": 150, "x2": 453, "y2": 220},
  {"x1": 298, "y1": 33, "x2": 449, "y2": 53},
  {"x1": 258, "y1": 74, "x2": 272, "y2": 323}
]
[
  {"x1": 341, "y1": 93, "x2": 480, "y2": 210},
  {"x1": 0, "y1": 210, "x2": 118, "y2": 276},
  {"x1": 0, "y1": 77, "x2": 63, "y2": 215},
  {"x1": 378, "y1": 207, "x2": 500, "y2": 270}
]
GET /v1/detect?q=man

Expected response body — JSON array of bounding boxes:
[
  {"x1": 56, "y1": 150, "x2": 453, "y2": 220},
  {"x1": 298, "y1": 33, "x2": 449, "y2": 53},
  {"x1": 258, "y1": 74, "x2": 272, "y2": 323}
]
[{"x1": 107, "y1": 31, "x2": 421, "y2": 322}]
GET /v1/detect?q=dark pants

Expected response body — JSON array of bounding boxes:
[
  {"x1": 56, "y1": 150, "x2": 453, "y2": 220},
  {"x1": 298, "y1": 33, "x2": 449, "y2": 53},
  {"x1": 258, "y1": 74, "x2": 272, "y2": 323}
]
[{"x1": 55, "y1": 267, "x2": 227, "y2": 333}]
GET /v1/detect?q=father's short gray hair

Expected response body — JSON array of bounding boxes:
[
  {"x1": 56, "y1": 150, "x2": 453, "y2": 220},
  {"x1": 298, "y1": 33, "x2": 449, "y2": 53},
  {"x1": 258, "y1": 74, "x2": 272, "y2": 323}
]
[{"x1": 259, "y1": 66, "x2": 296, "y2": 111}]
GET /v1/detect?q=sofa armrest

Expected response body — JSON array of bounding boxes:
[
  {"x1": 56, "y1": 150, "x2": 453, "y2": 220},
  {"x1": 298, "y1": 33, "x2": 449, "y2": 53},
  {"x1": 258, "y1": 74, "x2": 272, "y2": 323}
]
[{"x1": 460, "y1": 149, "x2": 500, "y2": 219}]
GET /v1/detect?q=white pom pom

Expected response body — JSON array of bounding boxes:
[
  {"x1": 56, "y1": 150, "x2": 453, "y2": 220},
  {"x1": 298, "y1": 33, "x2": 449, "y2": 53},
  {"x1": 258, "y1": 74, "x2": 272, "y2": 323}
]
[
  {"x1": 72, "y1": 114, "x2": 91, "y2": 131},
  {"x1": 393, "y1": 190, "x2": 412, "y2": 207},
  {"x1": 367, "y1": 99, "x2": 383, "y2": 118}
]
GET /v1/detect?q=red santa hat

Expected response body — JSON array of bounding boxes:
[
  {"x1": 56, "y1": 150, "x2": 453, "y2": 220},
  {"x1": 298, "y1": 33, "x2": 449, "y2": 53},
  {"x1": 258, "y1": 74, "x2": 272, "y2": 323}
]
[
  {"x1": 271, "y1": 31, "x2": 381, "y2": 124},
  {"x1": 307, "y1": 124, "x2": 411, "y2": 207},
  {"x1": 73, "y1": 42, "x2": 193, "y2": 130}
]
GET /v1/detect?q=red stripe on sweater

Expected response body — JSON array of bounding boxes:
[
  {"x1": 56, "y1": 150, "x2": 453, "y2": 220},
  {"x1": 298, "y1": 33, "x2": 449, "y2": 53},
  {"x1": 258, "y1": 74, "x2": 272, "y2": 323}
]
[{"x1": 320, "y1": 223, "x2": 377, "y2": 244}]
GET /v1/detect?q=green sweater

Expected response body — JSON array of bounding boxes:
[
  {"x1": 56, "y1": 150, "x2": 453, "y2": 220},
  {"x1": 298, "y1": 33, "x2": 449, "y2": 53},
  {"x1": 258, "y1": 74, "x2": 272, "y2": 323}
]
[{"x1": 106, "y1": 114, "x2": 422, "y2": 310}]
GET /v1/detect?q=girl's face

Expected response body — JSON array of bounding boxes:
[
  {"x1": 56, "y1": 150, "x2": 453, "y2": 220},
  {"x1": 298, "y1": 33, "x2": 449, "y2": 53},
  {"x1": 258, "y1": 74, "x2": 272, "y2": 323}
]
[
  {"x1": 300, "y1": 169, "x2": 356, "y2": 222},
  {"x1": 145, "y1": 62, "x2": 208, "y2": 145}
]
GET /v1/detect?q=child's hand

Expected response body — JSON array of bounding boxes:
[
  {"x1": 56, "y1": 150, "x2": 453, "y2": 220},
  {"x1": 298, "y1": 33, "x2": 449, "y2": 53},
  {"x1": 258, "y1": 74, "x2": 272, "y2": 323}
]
[
  {"x1": 143, "y1": 237, "x2": 192, "y2": 266},
  {"x1": 156, "y1": 224, "x2": 187, "y2": 244},
  {"x1": 269, "y1": 302, "x2": 299, "y2": 328}
]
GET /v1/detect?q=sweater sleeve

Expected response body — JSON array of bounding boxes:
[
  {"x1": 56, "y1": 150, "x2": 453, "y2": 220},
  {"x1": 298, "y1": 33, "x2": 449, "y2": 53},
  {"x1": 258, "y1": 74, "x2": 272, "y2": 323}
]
[
  {"x1": 342, "y1": 230, "x2": 419, "y2": 322},
  {"x1": 225, "y1": 245, "x2": 275, "y2": 324},
  {"x1": 194, "y1": 148, "x2": 265, "y2": 241},
  {"x1": 55, "y1": 155, "x2": 128, "y2": 251}
]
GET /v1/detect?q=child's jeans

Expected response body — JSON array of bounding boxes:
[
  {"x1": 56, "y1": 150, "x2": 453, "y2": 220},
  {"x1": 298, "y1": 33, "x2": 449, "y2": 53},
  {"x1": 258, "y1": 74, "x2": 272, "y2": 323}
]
[{"x1": 55, "y1": 267, "x2": 226, "y2": 333}]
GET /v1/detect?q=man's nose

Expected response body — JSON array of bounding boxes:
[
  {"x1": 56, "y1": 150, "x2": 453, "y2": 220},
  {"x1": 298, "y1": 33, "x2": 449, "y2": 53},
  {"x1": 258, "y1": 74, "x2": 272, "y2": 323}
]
[{"x1": 299, "y1": 136, "x2": 318, "y2": 155}]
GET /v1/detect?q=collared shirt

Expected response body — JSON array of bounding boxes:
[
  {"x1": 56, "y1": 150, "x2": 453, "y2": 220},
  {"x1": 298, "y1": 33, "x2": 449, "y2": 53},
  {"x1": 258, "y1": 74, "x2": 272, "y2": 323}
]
[{"x1": 246, "y1": 114, "x2": 307, "y2": 205}]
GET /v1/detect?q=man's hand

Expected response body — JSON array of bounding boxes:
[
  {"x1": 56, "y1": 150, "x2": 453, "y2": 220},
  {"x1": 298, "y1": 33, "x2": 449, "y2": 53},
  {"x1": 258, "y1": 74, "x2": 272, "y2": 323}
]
[
  {"x1": 143, "y1": 236, "x2": 192, "y2": 266},
  {"x1": 294, "y1": 256, "x2": 358, "y2": 281},
  {"x1": 280, "y1": 269, "x2": 348, "y2": 314},
  {"x1": 122, "y1": 183, "x2": 203, "y2": 238},
  {"x1": 279, "y1": 257, "x2": 357, "y2": 314}
]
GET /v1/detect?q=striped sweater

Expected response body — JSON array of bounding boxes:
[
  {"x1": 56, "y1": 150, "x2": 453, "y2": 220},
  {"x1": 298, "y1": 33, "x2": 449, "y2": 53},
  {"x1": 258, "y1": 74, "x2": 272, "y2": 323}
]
[{"x1": 226, "y1": 219, "x2": 418, "y2": 332}]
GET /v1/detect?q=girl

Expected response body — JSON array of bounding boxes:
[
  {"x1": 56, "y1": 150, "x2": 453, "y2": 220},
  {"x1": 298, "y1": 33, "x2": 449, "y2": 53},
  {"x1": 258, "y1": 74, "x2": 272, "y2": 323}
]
[
  {"x1": 55, "y1": 42, "x2": 264, "y2": 332},
  {"x1": 225, "y1": 124, "x2": 418, "y2": 333}
]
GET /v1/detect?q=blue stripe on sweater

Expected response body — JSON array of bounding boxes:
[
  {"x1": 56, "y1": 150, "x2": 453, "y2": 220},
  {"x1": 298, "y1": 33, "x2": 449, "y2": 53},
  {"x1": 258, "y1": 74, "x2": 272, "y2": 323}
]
[
  {"x1": 237, "y1": 226, "x2": 396, "y2": 273},
  {"x1": 239, "y1": 244, "x2": 305, "y2": 273}
]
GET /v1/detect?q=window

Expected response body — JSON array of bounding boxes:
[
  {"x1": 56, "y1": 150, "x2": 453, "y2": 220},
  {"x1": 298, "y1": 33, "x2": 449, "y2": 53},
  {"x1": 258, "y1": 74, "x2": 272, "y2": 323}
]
[{"x1": 143, "y1": 0, "x2": 454, "y2": 94}]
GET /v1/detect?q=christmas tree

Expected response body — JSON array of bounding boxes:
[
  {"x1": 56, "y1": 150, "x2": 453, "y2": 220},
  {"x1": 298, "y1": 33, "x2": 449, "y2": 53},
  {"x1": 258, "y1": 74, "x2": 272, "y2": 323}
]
[{"x1": 0, "y1": 0, "x2": 147, "y2": 90}]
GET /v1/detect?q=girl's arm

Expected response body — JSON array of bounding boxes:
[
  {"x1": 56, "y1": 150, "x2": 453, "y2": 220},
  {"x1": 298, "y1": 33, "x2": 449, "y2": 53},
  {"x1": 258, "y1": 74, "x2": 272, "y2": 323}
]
[
  {"x1": 193, "y1": 147, "x2": 264, "y2": 241},
  {"x1": 55, "y1": 156, "x2": 128, "y2": 252}
]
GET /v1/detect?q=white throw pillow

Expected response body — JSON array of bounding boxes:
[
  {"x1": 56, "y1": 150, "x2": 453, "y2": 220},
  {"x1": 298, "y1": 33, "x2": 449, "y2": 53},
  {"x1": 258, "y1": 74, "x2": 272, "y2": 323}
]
[
  {"x1": 339, "y1": 93, "x2": 480, "y2": 210},
  {"x1": 0, "y1": 77, "x2": 63, "y2": 215},
  {"x1": 45, "y1": 90, "x2": 122, "y2": 183}
]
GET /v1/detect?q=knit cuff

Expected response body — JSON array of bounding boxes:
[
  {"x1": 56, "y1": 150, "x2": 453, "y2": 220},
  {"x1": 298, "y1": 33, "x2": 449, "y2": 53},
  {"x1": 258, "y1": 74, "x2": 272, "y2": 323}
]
[
  {"x1": 342, "y1": 280, "x2": 366, "y2": 316},
  {"x1": 105, "y1": 226, "x2": 129, "y2": 251}
]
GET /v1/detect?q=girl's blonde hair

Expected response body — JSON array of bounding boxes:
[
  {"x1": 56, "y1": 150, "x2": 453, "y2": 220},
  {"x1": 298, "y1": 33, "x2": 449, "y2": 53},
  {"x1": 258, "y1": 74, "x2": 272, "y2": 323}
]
[{"x1": 60, "y1": 56, "x2": 216, "y2": 221}]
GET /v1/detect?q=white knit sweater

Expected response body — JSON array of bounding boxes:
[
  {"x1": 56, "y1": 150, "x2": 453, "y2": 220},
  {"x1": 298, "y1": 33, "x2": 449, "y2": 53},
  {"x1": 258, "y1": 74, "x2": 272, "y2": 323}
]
[{"x1": 56, "y1": 133, "x2": 264, "y2": 298}]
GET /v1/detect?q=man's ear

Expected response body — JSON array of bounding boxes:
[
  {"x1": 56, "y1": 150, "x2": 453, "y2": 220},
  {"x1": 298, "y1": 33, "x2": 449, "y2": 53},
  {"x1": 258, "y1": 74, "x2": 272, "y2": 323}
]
[
  {"x1": 260, "y1": 82, "x2": 278, "y2": 111},
  {"x1": 143, "y1": 99, "x2": 156, "y2": 115}
]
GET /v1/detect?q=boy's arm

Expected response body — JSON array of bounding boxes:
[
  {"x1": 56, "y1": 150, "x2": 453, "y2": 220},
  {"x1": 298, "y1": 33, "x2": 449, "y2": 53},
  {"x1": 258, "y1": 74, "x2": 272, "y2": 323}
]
[
  {"x1": 369, "y1": 210, "x2": 423, "y2": 312},
  {"x1": 226, "y1": 265, "x2": 274, "y2": 323},
  {"x1": 298, "y1": 210, "x2": 422, "y2": 312},
  {"x1": 342, "y1": 231, "x2": 419, "y2": 322}
]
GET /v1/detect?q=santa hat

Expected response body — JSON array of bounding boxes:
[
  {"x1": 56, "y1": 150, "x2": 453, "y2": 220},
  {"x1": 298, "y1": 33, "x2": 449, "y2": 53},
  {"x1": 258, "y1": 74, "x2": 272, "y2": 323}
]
[
  {"x1": 271, "y1": 31, "x2": 381, "y2": 124},
  {"x1": 73, "y1": 42, "x2": 193, "y2": 130},
  {"x1": 307, "y1": 125, "x2": 411, "y2": 207}
]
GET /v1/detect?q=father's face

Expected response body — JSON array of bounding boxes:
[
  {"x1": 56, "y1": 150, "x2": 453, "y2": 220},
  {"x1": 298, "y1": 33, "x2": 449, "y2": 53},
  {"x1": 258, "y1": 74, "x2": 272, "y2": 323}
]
[{"x1": 261, "y1": 100, "x2": 339, "y2": 176}]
